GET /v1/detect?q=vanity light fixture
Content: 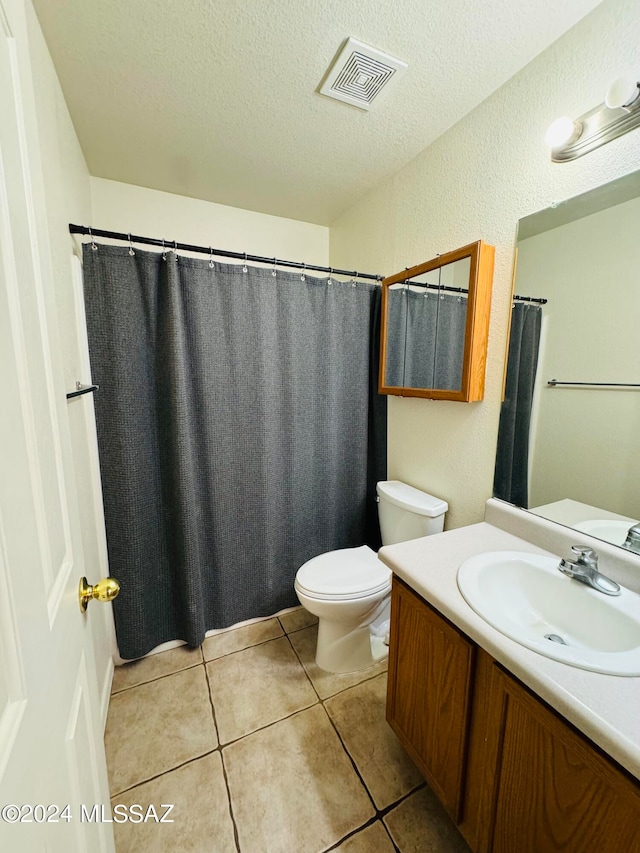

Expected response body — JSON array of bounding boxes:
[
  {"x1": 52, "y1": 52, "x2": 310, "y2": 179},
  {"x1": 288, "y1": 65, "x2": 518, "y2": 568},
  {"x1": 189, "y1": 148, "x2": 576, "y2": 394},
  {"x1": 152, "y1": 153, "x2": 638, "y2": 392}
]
[
  {"x1": 546, "y1": 74, "x2": 640, "y2": 162},
  {"x1": 544, "y1": 116, "x2": 583, "y2": 149}
]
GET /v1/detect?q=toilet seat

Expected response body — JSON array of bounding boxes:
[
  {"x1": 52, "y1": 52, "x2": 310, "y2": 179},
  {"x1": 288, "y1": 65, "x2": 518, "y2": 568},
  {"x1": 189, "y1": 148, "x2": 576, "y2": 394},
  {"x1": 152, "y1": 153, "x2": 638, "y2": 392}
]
[{"x1": 295, "y1": 545, "x2": 391, "y2": 601}]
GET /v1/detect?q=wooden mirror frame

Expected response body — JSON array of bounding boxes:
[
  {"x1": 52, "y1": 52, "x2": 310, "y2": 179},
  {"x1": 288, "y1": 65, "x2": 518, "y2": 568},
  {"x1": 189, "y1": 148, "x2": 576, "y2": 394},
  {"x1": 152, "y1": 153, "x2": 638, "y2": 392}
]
[{"x1": 379, "y1": 240, "x2": 495, "y2": 401}]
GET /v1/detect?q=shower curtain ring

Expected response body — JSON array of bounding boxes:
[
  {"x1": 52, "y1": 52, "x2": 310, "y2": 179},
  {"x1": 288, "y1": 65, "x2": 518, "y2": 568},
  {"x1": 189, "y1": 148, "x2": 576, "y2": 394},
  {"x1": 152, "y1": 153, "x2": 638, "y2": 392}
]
[
  {"x1": 173, "y1": 239, "x2": 178, "y2": 258},
  {"x1": 272, "y1": 257, "x2": 277, "y2": 277},
  {"x1": 162, "y1": 239, "x2": 167, "y2": 262},
  {"x1": 128, "y1": 233, "x2": 135, "y2": 256},
  {"x1": 209, "y1": 247, "x2": 214, "y2": 269},
  {"x1": 89, "y1": 226, "x2": 97, "y2": 251},
  {"x1": 328, "y1": 267, "x2": 333, "y2": 285},
  {"x1": 301, "y1": 263, "x2": 306, "y2": 282},
  {"x1": 242, "y1": 253, "x2": 248, "y2": 273},
  {"x1": 351, "y1": 270, "x2": 357, "y2": 287}
]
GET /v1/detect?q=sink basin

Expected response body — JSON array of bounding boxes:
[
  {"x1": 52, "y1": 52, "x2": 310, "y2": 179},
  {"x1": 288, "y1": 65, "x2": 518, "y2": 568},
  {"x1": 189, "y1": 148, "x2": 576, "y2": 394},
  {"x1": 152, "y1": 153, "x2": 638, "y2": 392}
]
[
  {"x1": 457, "y1": 551, "x2": 640, "y2": 676},
  {"x1": 573, "y1": 519, "x2": 636, "y2": 547}
]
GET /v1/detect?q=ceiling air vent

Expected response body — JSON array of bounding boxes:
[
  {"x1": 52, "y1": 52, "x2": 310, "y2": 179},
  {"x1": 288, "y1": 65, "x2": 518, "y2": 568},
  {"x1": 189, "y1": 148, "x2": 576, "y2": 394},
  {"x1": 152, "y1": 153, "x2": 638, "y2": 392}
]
[{"x1": 319, "y1": 37, "x2": 407, "y2": 111}]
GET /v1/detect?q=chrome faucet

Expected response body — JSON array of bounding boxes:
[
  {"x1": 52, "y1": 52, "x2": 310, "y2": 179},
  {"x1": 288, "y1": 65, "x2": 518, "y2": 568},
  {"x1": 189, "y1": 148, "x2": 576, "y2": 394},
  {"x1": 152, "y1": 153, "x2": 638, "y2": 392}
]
[
  {"x1": 622, "y1": 524, "x2": 640, "y2": 555},
  {"x1": 558, "y1": 546, "x2": 621, "y2": 596}
]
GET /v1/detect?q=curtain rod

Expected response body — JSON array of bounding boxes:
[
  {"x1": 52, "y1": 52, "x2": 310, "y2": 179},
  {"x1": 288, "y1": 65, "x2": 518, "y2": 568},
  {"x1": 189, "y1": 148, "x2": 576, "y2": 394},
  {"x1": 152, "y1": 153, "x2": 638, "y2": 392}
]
[
  {"x1": 548, "y1": 379, "x2": 639, "y2": 388},
  {"x1": 399, "y1": 280, "x2": 468, "y2": 296},
  {"x1": 513, "y1": 294, "x2": 547, "y2": 304},
  {"x1": 68, "y1": 224, "x2": 383, "y2": 282},
  {"x1": 397, "y1": 279, "x2": 547, "y2": 305}
]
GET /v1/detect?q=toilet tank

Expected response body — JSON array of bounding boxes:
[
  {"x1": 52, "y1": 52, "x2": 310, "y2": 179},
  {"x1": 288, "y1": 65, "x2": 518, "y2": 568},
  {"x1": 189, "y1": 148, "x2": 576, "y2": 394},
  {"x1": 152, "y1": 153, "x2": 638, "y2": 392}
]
[{"x1": 376, "y1": 480, "x2": 448, "y2": 546}]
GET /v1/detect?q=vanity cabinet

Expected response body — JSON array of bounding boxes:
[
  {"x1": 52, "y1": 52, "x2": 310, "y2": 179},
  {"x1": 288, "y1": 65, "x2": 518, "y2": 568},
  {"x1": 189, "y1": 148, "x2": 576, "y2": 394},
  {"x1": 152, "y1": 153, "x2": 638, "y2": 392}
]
[
  {"x1": 386, "y1": 578, "x2": 640, "y2": 853},
  {"x1": 386, "y1": 575, "x2": 475, "y2": 820}
]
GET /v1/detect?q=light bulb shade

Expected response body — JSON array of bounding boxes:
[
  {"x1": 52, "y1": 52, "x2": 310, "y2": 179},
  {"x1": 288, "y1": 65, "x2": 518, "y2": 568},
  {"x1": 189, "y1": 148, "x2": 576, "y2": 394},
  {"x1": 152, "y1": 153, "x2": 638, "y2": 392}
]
[
  {"x1": 605, "y1": 76, "x2": 640, "y2": 110},
  {"x1": 545, "y1": 116, "x2": 583, "y2": 149}
]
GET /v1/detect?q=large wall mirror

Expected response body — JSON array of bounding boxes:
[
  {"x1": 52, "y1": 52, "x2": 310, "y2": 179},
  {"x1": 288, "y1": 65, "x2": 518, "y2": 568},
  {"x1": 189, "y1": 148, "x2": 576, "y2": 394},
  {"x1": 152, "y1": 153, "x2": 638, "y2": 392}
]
[
  {"x1": 379, "y1": 240, "x2": 495, "y2": 401},
  {"x1": 494, "y1": 169, "x2": 640, "y2": 552}
]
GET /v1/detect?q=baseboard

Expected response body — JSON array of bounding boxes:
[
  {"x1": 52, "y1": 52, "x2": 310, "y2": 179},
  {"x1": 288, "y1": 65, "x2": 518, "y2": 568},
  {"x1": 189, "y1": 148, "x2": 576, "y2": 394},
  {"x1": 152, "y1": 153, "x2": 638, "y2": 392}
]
[{"x1": 100, "y1": 656, "x2": 114, "y2": 731}]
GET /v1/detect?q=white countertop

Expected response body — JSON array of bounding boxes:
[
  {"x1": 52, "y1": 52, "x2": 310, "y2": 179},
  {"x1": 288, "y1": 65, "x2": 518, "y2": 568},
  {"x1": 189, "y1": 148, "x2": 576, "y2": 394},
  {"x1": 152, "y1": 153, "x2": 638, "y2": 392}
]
[
  {"x1": 530, "y1": 498, "x2": 638, "y2": 529},
  {"x1": 378, "y1": 516, "x2": 640, "y2": 780}
]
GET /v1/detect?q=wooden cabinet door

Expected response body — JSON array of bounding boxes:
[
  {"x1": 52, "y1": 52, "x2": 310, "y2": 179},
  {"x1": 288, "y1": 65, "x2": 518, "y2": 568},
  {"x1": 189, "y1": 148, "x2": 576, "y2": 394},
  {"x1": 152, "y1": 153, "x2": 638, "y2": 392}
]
[
  {"x1": 386, "y1": 578, "x2": 475, "y2": 820},
  {"x1": 489, "y1": 668, "x2": 640, "y2": 853}
]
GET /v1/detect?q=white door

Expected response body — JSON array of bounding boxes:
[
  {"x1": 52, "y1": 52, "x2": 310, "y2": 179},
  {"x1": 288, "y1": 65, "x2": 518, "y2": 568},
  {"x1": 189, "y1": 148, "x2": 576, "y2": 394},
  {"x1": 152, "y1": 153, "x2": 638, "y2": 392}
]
[{"x1": 0, "y1": 1, "x2": 115, "y2": 851}]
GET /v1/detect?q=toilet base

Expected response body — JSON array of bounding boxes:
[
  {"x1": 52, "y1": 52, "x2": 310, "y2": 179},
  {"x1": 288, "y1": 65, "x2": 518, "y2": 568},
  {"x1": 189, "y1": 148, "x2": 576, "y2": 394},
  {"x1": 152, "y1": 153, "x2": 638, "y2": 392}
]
[{"x1": 315, "y1": 619, "x2": 389, "y2": 674}]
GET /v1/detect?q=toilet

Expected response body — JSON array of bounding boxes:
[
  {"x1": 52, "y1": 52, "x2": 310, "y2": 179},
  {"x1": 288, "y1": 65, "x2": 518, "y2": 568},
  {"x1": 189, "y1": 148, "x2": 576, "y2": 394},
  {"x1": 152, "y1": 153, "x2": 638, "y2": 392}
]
[{"x1": 294, "y1": 480, "x2": 448, "y2": 673}]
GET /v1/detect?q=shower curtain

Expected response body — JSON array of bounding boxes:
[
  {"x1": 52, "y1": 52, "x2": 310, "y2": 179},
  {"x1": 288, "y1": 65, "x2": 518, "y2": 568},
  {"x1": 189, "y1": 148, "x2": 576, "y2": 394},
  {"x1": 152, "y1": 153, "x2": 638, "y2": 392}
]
[
  {"x1": 385, "y1": 288, "x2": 467, "y2": 389},
  {"x1": 493, "y1": 302, "x2": 542, "y2": 507},
  {"x1": 83, "y1": 245, "x2": 387, "y2": 660}
]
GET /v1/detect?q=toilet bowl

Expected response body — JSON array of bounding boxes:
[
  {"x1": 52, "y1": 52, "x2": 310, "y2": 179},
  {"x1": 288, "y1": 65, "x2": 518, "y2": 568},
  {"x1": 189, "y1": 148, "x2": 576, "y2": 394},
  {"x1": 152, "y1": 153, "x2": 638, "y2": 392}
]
[
  {"x1": 294, "y1": 481, "x2": 448, "y2": 673},
  {"x1": 295, "y1": 545, "x2": 391, "y2": 673}
]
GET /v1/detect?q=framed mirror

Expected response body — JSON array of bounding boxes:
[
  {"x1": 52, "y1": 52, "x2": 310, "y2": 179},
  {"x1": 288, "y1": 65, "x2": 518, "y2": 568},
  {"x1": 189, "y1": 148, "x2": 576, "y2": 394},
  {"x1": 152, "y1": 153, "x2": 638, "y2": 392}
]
[
  {"x1": 494, "y1": 169, "x2": 640, "y2": 552},
  {"x1": 379, "y1": 240, "x2": 495, "y2": 401}
]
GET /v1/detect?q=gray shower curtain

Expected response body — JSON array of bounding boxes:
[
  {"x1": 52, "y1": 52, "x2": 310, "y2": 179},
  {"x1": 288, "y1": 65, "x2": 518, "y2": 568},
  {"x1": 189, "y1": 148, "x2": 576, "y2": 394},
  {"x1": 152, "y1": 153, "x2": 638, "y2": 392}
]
[
  {"x1": 493, "y1": 302, "x2": 542, "y2": 507},
  {"x1": 385, "y1": 289, "x2": 467, "y2": 389},
  {"x1": 83, "y1": 245, "x2": 386, "y2": 660}
]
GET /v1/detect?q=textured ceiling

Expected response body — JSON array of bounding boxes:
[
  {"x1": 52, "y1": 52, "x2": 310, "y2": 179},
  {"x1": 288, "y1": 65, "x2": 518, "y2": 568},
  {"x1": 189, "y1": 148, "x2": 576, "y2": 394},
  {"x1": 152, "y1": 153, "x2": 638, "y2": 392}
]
[{"x1": 33, "y1": 0, "x2": 602, "y2": 225}]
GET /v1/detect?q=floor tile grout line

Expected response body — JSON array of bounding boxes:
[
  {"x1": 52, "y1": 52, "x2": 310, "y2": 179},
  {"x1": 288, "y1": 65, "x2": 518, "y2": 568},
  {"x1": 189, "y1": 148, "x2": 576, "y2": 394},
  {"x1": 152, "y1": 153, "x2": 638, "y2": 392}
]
[
  {"x1": 319, "y1": 673, "x2": 425, "y2": 846},
  {"x1": 111, "y1": 625, "x2": 287, "y2": 695},
  {"x1": 284, "y1": 627, "x2": 388, "y2": 703},
  {"x1": 316, "y1": 664, "x2": 391, "y2": 703},
  {"x1": 318, "y1": 777, "x2": 426, "y2": 852},
  {"x1": 283, "y1": 632, "x2": 323, "y2": 702},
  {"x1": 278, "y1": 616, "x2": 319, "y2": 636},
  {"x1": 203, "y1": 630, "x2": 286, "y2": 665},
  {"x1": 383, "y1": 821, "x2": 402, "y2": 853},
  {"x1": 201, "y1": 660, "x2": 221, "y2": 749},
  {"x1": 378, "y1": 782, "x2": 427, "y2": 819},
  {"x1": 105, "y1": 698, "x2": 430, "y2": 849},
  {"x1": 218, "y1": 698, "x2": 413, "y2": 852},
  {"x1": 107, "y1": 729, "x2": 423, "y2": 833},
  {"x1": 325, "y1": 664, "x2": 391, "y2": 699},
  {"x1": 321, "y1": 699, "x2": 379, "y2": 814},
  {"x1": 107, "y1": 663, "x2": 222, "y2": 799},
  {"x1": 218, "y1": 697, "x2": 321, "y2": 749},
  {"x1": 218, "y1": 750, "x2": 242, "y2": 853},
  {"x1": 109, "y1": 637, "x2": 320, "y2": 764},
  {"x1": 321, "y1": 815, "x2": 381, "y2": 852},
  {"x1": 203, "y1": 662, "x2": 242, "y2": 853},
  {"x1": 110, "y1": 659, "x2": 203, "y2": 695},
  {"x1": 322, "y1": 816, "x2": 401, "y2": 853},
  {"x1": 106, "y1": 613, "x2": 424, "y2": 851},
  {"x1": 109, "y1": 612, "x2": 316, "y2": 695},
  {"x1": 109, "y1": 746, "x2": 224, "y2": 799}
]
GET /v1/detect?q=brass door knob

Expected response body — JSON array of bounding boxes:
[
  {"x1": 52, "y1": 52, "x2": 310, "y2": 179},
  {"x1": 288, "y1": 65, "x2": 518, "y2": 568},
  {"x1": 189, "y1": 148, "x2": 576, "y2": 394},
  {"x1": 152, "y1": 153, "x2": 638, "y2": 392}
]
[{"x1": 79, "y1": 576, "x2": 120, "y2": 613}]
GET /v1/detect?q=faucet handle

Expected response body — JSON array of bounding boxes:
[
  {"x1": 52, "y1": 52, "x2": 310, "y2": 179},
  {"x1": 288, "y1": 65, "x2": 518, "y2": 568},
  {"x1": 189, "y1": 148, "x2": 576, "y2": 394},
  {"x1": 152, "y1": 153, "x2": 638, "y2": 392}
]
[
  {"x1": 570, "y1": 545, "x2": 598, "y2": 564},
  {"x1": 623, "y1": 524, "x2": 640, "y2": 554}
]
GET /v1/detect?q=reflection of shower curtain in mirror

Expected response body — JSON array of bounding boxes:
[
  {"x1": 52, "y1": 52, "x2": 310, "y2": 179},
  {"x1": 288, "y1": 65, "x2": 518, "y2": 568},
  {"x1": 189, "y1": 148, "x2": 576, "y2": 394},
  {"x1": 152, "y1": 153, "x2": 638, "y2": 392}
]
[
  {"x1": 386, "y1": 289, "x2": 467, "y2": 389},
  {"x1": 82, "y1": 245, "x2": 387, "y2": 659},
  {"x1": 494, "y1": 303, "x2": 542, "y2": 507}
]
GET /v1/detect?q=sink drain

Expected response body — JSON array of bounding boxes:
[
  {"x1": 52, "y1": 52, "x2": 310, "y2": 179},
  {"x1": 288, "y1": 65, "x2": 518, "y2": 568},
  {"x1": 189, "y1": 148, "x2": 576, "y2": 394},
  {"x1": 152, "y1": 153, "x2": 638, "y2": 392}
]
[{"x1": 544, "y1": 633, "x2": 567, "y2": 645}]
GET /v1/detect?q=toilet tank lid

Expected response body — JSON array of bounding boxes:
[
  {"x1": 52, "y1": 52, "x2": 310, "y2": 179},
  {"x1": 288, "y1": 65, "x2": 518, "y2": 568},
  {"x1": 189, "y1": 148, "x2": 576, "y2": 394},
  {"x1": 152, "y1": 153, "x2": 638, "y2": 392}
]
[{"x1": 376, "y1": 481, "x2": 448, "y2": 517}]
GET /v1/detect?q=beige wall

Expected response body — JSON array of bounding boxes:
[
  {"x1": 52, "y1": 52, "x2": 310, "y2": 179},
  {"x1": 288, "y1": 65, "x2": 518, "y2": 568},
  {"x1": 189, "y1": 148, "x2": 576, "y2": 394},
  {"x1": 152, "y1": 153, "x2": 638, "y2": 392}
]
[
  {"x1": 90, "y1": 178, "x2": 329, "y2": 267},
  {"x1": 329, "y1": 0, "x2": 640, "y2": 530},
  {"x1": 518, "y1": 195, "x2": 640, "y2": 518},
  {"x1": 25, "y1": 1, "x2": 116, "y2": 712}
]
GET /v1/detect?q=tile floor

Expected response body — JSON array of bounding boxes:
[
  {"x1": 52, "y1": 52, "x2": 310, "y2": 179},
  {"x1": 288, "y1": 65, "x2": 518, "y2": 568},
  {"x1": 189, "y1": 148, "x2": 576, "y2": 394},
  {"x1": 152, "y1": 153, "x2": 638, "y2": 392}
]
[{"x1": 105, "y1": 607, "x2": 471, "y2": 853}]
